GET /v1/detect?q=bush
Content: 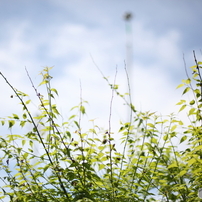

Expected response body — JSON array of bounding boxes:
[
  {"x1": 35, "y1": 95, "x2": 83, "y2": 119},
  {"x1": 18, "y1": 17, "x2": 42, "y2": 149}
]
[{"x1": 0, "y1": 54, "x2": 202, "y2": 201}]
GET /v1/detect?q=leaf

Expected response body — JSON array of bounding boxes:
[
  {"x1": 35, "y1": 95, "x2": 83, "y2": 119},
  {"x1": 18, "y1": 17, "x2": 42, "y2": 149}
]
[
  {"x1": 189, "y1": 100, "x2": 195, "y2": 105},
  {"x1": 170, "y1": 125, "x2": 177, "y2": 132},
  {"x1": 178, "y1": 170, "x2": 187, "y2": 177},
  {"x1": 13, "y1": 114, "x2": 19, "y2": 119},
  {"x1": 176, "y1": 83, "x2": 184, "y2": 89},
  {"x1": 179, "y1": 104, "x2": 186, "y2": 112},
  {"x1": 188, "y1": 158, "x2": 196, "y2": 166},
  {"x1": 182, "y1": 78, "x2": 191, "y2": 84},
  {"x1": 39, "y1": 80, "x2": 48, "y2": 86},
  {"x1": 190, "y1": 65, "x2": 197, "y2": 69},
  {"x1": 188, "y1": 108, "x2": 195, "y2": 116},
  {"x1": 180, "y1": 135, "x2": 187, "y2": 143},
  {"x1": 74, "y1": 121, "x2": 80, "y2": 129},
  {"x1": 69, "y1": 115, "x2": 76, "y2": 120},
  {"x1": 20, "y1": 121, "x2": 26, "y2": 127},
  {"x1": 194, "y1": 145, "x2": 202, "y2": 151},
  {"x1": 98, "y1": 164, "x2": 105, "y2": 171},
  {"x1": 178, "y1": 120, "x2": 183, "y2": 125},
  {"x1": 8, "y1": 120, "x2": 15, "y2": 128},
  {"x1": 163, "y1": 134, "x2": 169, "y2": 141},
  {"x1": 168, "y1": 163, "x2": 178, "y2": 169},
  {"x1": 51, "y1": 88, "x2": 58, "y2": 95},
  {"x1": 22, "y1": 113, "x2": 27, "y2": 119},
  {"x1": 176, "y1": 100, "x2": 186, "y2": 105},
  {"x1": 147, "y1": 123, "x2": 155, "y2": 128},
  {"x1": 151, "y1": 137, "x2": 157, "y2": 144},
  {"x1": 80, "y1": 105, "x2": 85, "y2": 114},
  {"x1": 26, "y1": 100, "x2": 31, "y2": 104},
  {"x1": 182, "y1": 87, "x2": 190, "y2": 95},
  {"x1": 22, "y1": 139, "x2": 26, "y2": 146}
]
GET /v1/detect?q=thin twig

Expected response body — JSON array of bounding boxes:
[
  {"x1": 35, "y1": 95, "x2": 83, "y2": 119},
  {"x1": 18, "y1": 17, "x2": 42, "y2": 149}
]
[
  {"x1": 0, "y1": 70, "x2": 70, "y2": 200},
  {"x1": 107, "y1": 66, "x2": 118, "y2": 201}
]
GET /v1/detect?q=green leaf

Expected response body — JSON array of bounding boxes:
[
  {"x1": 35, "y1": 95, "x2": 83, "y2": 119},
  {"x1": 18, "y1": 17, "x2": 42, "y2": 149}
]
[
  {"x1": 170, "y1": 125, "x2": 177, "y2": 132},
  {"x1": 182, "y1": 87, "x2": 190, "y2": 95},
  {"x1": 98, "y1": 164, "x2": 105, "y2": 171},
  {"x1": 22, "y1": 113, "x2": 27, "y2": 119},
  {"x1": 74, "y1": 121, "x2": 80, "y2": 129},
  {"x1": 176, "y1": 100, "x2": 186, "y2": 105},
  {"x1": 178, "y1": 170, "x2": 187, "y2": 177},
  {"x1": 8, "y1": 120, "x2": 15, "y2": 128},
  {"x1": 188, "y1": 108, "x2": 195, "y2": 116},
  {"x1": 147, "y1": 123, "x2": 155, "y2": 128},
  {"x1": 80, "y1": 105, "x2": 85, "y2": 114},
  {"x1": 180, "y1": 135, "x2": 187, "y2": 143},
  {"x1": 194, "y1": 145, "x2": 202, "y2": 151},
  {"x1": 69, "y1": 115, "x2": 76, "y2": 120},
  {"x1": 163, "y1": 134, "x2": 169, "y2": 141},
  {"x1": 151, "y1": 137, "x2": 157, "y2": 144},
  {"x1": 22, "y1": 139, "x2": 26, "y2": 146},
  {"x1": 13, "y1": 114, "x2": 19, "y2": 119},
  {"x1": 51, "y1": 88, "x2": 58, "y2": 95},
  {"x1": 39, "y1": 80, "x2": 48, "y2": 86},
  {"x1": 20, "y1": 121, "x2": 26, "y2": 127},
  {"x1": 190, "y1": 65, "x2": 197, "y2": 69},
  {"x1": 179, "y1": 104, "x2": 186, "y2": 112},
  {"x1": 188, "y1": 158, "x2": 196, "y2": 166},
  {"x1": 182, "y1": 78, "x2": 191, "y2": 84},
  {"x1": 168, "y1": 163, "x2": 178, "y2": 169},
  {"x1": 176, "y1": 83, "x2": 184, "y2": 89},
  {"x1": 189, "y1": 100, "x2": 195, "y2": 105},
  {"x1": 26, "y1": 100, "x2": 31, "y2": 104}
]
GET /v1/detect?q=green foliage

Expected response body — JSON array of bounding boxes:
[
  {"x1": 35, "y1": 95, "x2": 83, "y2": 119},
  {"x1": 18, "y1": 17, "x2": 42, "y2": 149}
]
[{"x1": 0, "y1": 57, "x2": 202, "y2": 202}]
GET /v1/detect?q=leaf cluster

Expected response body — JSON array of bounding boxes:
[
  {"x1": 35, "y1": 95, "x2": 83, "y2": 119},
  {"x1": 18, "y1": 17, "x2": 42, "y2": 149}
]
[{"x1": 0, "y1": 57, "x2": 202, "y2": 202}]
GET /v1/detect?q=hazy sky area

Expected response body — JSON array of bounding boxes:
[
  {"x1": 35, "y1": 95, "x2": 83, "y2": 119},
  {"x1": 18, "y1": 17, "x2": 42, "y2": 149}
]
[
  {"x1": 0, "y1": 0, "x2": 202, "y2": 134},
  {"x1": 0, "y1": 1, "x2": 202, "y2": 201}
]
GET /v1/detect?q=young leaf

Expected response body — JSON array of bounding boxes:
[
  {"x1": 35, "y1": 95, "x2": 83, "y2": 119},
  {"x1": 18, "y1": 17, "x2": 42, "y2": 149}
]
[
  {"x1": 188, "y1": 108, "x2": 195, "y2": 116},
  {"x1": 51, "y1": 88, "x2": 58, "y2": 95},
  {"x1": 182, "y1": 87, "x2": 190, "y2": 95},
  {"x1": 80, "y1": 105, "x2": 85, "y2": 114},
  {"x1": 189, "y1": 100, "x2": 195, "y2": 105},
  {"x1": 176, "y1": 83, "x2": 184, "y2": 89},
  {"x1": 13, "y1": 114, "x2": 19, "y2": 119},
  {"x1": 179, "y1": 104, "x2": 186, "y2": 112},
  {"x1": 8, "y1": 120, "x2": 15, "y2": 128},
  {"x1": 170, "y1": 125, "x2": 177, "y2": 132},
  {"x1": 180, "y1": 135, "x2": 187, "y2": 143}
]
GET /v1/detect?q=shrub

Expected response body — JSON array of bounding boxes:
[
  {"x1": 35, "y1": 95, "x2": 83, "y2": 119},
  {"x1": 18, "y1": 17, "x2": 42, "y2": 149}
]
[{"x1": 0, "y1": 54, "x2": 202, "y2": 201}]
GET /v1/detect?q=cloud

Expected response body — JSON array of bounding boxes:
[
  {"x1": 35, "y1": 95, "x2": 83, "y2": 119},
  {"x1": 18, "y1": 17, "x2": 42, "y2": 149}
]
[{"x1": 0, "y1": 0, "x2": 200, "y2": 136}]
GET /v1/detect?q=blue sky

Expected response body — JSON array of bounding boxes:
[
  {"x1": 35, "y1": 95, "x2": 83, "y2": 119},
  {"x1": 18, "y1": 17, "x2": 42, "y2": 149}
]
[
  {"x1": 0, "y1": 1, "x2": 202, "y2": 200},
  {"x1": 0, "y1": 0, "x2": 202, "y2": 130}
]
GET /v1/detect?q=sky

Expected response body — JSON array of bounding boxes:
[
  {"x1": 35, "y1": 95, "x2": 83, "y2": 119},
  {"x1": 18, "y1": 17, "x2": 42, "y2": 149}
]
[
  {"x1": 0, "y1": 1, "x2": 202, "y2": 200},
  {"x1": 0, "y1": 0, "x2": 202, "y2": 140}
]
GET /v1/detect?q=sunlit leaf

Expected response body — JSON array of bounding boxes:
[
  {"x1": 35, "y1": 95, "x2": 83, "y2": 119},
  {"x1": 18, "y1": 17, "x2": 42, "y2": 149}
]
[
  {"x1": 180, "y1": 135, "x2": 187, "y2": 143},
  {"x1": 170, "y1": 125, "x2": 177, "y2": 132},
  {"x1": 189, "y1": 100, "x2": 195, "y2": 105},
  {"x1": 8, "y1": 120, "x2": 15, "y2": 128},
  {"x1": 182, "y1": 87, "x2": 190, "y2": 95},
  {"x1": 51, "y1": 88, "x2": 58, "y2": 95},
  {"x1": 179, "y1": 104, "x2": 186, "y2": 112},
  {"x1": 80, "y1": 105, "x2": 85, "y2": 114},
  {"x1": 176, "y1": 83, "x2": 184, "y2": 89},
  {"x1": 147, "y1": 123, "x2": 155, "y2": 128},
  {"x1": 188, "y1": 108, "x2": 195, "y2": 116},
  {"x1": 13, "y1": 114, "x2": 19, "y2": 119}
]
